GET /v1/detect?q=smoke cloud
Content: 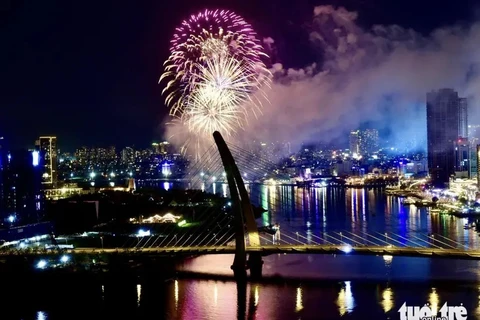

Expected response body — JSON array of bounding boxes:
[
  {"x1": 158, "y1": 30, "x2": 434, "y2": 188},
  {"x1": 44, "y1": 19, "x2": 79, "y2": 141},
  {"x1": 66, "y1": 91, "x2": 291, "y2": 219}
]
[{"x1": 166, "y1": 5, "x2": 480, "y2": 156}]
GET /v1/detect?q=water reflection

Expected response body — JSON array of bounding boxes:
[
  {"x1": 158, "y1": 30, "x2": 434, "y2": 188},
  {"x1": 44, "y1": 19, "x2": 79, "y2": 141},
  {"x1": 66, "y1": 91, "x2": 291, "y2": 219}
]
[
  {"x1": 476, "y1": 285, "x2": 480, "y2": 316},
  {"x1": 429, "y1": 288, "x2": 440, "y2": 315},
  {"x1": 9, "y1": 279, "x2": 480, "y2": 320},
  {"x1": 139, "y1": 180, "x2": 480, "y2": 253},
  {"x1": 163, "y1": 181, "x2": 170, "y2": 191},
  {"x1": 174, "y1": 279, "x2": 179, "y2": 310},
  {"x1": 136, "y1": 284, "x2": 141, "y2": 307},
  {"x1": 296, "y1": 286, "x2": 303, "y2": 312},
  {"x1": 36, "y1": 311, "x2": 47, "y2": 320},
  {"x1": 381, "y1": 287, "x2": 394, "y2": 312},
  {"x1": 254, "y1": 285, "x2": 259, "y2": 307},
  {"x1": 337, "y1": 281, "x2": 355, "y2": 316}
]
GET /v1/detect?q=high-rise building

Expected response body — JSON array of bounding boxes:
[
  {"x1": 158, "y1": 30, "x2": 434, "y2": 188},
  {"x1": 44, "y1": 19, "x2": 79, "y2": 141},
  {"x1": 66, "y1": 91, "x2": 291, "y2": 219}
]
[
  {"x1": 0, "y1": 149, "x2": 43, "y2": 225},
  {"x1": 454, "y1": 137, "x2": 469, "y2": 178},
  {"x1": 0, "y1": 137, "x2": 3, "y2": 223},
  {"x1": 360, "y1": 129, "x2": 379, "y2": 156},
  {"x1": 350, "y1": 129, "x2": 379, "y2": 157},
  {"x1": 477, "y1": 145, "x2": 480, "y2": 189},
  {"x1": 349, "y1": 131, "x2": 360, "y2": 156},
  {"x1": 75, "y1": 147, "x2": 88, "y2": 164},
  {"x1": 121, "y1": 147, "x2": 135, "y2": 165},
  {"x1": 152, "y1": 141, "x2": 171, "y2": 155},
  {"x1": 426, "y1": 89, "x2": 468, "y2": 187},
  {"x1": 459, "y1": 98, "x2": 468, "y2": 138},
  {"x1": 35, "y1": 136, "x2": 58, "y2": 188}
]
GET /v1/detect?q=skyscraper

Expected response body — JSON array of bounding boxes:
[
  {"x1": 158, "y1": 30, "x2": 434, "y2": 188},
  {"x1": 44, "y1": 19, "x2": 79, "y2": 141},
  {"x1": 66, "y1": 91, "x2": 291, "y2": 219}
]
[
  {"x1": 349, "y1": 131, "x2": 360, "y2": 156},
  {"x1": 350, "y1": 129, "x2": 379, "y2": 157},
  {"x1": 459, "y1": 98, "x2": 468, "y2": 138},
  {"x1": 35, "y1": 136, "x2": 58, "y2": 188},
  {"x1": 0, "y1": 149, "x2": 43, "y2": 225},
  {"x1": 360, "y1": 129, "x2": 379, "y2": 156},
  {"x1": 427, "y1": 89, "x2": 468, "y2": 187}
]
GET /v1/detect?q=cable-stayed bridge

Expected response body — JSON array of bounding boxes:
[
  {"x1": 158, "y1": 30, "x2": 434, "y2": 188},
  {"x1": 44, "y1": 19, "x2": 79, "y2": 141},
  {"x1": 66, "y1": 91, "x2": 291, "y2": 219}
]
[{"x1": 3, "y1": 132, "x2": 480, "y2": 279}]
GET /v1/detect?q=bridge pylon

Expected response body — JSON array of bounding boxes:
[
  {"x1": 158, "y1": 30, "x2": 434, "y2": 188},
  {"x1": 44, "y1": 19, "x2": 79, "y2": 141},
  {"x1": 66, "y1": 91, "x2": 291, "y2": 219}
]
[{"x1": 212, "y1": 131, "x2": 263, "y2": 280}]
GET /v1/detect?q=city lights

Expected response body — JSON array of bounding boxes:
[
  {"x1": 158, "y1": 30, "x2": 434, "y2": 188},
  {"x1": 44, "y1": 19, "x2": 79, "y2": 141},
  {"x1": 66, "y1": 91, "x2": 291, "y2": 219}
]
[
  {"x1": 178, "y1": 220, "x2": 187, "y2": 227},
  {"x1": 341, "y1": 245, "x2": 353, "y2": 254},
  {"x1": 137, "y1": 229, "x2": 151, "y2": 237},
  {"x1": 60, "y1": 255, "x2": 70, "y2": 263},
  {"x1": 36, "y1": 260, "x2": 47, "y2": 269},
  {"x1": 32, "y1": 151, "x2": 39, "y2": 167}
]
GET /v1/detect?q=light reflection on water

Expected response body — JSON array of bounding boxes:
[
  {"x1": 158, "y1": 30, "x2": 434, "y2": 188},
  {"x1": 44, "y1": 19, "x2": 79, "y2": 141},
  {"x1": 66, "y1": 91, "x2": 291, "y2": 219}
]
[
  {"x1": 148, "y1": 182, "x2": 480, "y2": 249},
  {"x1": 95, "y1": 182, "x2": 480, "y2": 319},
  {"x1": 295, "y1": 286, "x2": 303, "y2": 312},
  {"x1": 178, "y1": 253, "x2": 480, "y2": 283},
  {"x1": 381, "y1": 287, "x2": 394, "y2": 312},
  {"x1": 36, "y1": 312, "x2": 47, "y2": 320},
  {"x1": 21, "y1": 279, "x2": 480, "y2": 320},
  {"x1": 337, "y1": 281, "x2": 355, "y2": 316}
]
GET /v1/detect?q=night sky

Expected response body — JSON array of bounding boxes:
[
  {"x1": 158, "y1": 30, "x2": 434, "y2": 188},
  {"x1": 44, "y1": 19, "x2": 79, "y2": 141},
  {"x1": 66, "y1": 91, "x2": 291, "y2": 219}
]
[{"x1": 0, "y1": 0, "x2": 476, "y2": 151}]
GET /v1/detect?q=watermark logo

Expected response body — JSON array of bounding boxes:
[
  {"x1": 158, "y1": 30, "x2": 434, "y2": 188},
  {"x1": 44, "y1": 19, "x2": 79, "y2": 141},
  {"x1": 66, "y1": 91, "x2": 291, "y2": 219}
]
[{"x1": 398, "y1": 302, "x2": 467, "y2": 320}]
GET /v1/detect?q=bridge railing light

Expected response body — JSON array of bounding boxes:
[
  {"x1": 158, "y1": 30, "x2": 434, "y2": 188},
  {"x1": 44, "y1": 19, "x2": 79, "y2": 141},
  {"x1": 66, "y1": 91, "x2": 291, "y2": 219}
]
[
  {"x1": 178, "y1": 220, "x2": 187, "y2": 227},
  {"x1": 340, "y1": 245, "x2": 353, "y2": 254}
]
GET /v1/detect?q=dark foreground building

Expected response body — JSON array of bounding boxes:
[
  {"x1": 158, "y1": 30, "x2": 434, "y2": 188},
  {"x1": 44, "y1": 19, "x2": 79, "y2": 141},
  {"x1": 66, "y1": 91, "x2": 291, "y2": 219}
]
[{"x1": 0, "y1": 149, "x2": 44, "y2": 227}]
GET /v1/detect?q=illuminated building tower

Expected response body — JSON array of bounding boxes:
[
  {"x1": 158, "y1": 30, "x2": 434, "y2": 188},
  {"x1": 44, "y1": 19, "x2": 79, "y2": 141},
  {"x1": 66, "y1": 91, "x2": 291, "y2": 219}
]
[
  {"x1": 152, "y1": 141, "x2": 171, "y2": 155},
  {"x1": 427, "y1": 89, "x2": 468, "y2": 187},
  {"x1": 349, "y1": 131, "x2": 360, "y2": 156},
  {"x1": 477, "y1": 145, "x2": 480, "y2": 189},
  {"x1": 0, "y1": 137, "x2": 3, "y2": 222},
  {"x1": 359, "y1": 129, "x2": 379, "y2": 156},
  {"x1": 454, "y1": 137, "x2": 469, "y2": 177},
  {"x1": 459, "y1": 98, "x2": 468, "y2": 137},
  {"x1": 107, "y1": 146, "x2": 116, "y2": 161},
  {"x1": 35, "y1": 136, "x2": 58, "y2": 188},
  {"x1": 75, "y1": 147, "x2": 88, "y2": 165},
  {"x1": 121, "y1": 147, "x2": 135, "y2": 165},
  {"x1": 350, "y1": 129, "x2": 379, "y2": 157},
  {"x1": 0, "y1": 150, "x2": 43, "y2": 225},
  {"x1": 469, "y1": 125, "x2": 480, "y2": 177}
]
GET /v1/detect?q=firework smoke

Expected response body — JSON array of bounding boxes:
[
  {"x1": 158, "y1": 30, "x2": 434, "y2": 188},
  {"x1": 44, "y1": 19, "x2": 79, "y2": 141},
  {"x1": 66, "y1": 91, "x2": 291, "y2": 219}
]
[{"x1": 225, "y1": 6, "x2": 480, "y2": 156}]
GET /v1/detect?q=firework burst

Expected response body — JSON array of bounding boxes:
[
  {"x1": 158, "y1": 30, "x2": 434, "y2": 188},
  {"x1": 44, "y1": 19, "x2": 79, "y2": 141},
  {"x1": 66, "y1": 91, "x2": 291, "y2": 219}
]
[
  {"x1": 160, "y1": 9, "x2": 271, "y2": 157},
  {"x1": 161, "y1": 9, "x2": 269, "y2": 115}
]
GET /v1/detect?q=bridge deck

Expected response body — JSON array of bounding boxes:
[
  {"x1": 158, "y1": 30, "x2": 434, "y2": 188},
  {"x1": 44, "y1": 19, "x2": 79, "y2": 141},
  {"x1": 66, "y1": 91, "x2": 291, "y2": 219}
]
[{"x1": 4, "y1": 245, "x2": 480, "y2": 260}]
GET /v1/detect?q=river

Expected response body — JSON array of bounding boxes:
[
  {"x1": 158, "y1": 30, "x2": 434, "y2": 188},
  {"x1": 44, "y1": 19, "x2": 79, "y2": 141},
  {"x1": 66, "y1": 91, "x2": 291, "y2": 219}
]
[{"x1": 8, "y1": 184, "x2": 480, "y2": 319}]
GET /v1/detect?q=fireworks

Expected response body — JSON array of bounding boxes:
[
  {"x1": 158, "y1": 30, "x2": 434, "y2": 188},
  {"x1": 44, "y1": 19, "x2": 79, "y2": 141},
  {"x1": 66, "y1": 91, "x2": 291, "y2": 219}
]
[
  {"x1": 182, "y1": 56, "x2": 254, "y2": 135},
  {"x1": 160, "y1": 9, "x2": 270, "y2": 144}
]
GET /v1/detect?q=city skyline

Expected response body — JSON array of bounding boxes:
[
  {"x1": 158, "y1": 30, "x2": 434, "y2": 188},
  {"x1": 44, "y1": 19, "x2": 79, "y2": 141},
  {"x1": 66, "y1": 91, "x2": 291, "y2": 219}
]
[
  {"x1": 1, "y1": 1, "x2": 478, "y2": 151},
  {"x1": 3, "y1": 3, "x2": 480, "y2": 319}
]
